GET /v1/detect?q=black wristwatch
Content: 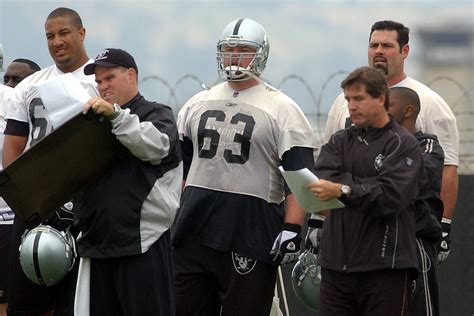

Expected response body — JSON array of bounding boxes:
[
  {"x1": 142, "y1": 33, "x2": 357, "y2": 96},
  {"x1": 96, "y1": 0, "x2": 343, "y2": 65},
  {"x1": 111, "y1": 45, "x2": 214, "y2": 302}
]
[{"x1": 108, "y1": 103, "x2": 122, "y2": 120}]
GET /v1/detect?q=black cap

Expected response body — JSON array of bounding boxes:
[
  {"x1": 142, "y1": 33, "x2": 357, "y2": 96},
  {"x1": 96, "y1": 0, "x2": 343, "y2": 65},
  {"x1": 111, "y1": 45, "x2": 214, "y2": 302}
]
[{"x1": 84, "y1": 48, "x2": 138, "y2": 75}]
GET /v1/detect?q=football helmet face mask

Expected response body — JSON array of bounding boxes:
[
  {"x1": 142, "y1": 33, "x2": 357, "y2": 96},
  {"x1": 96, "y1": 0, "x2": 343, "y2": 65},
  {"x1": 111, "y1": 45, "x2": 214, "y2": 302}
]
[
  {"x1": 291, "y1": 250, "x2": 321, "y2": 311},
  {"x1": 216, "y1": 18, "x2": 269, "y2": 81},
  {"x1": 19, "y1": 225, "x2": 76, "y2": 286}
]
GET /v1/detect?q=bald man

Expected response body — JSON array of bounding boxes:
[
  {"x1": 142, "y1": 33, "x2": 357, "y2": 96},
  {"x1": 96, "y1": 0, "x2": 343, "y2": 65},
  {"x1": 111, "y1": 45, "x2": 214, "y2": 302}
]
[
  {"x1": 0, "y1": 58, "x2": 39, "y2": 316},
  {"x1": 389, "y1": 86, "x2": 444, "y2": 316},
  {"x1": 3, "y1": 59, "x2": 40, "y2": 88}
]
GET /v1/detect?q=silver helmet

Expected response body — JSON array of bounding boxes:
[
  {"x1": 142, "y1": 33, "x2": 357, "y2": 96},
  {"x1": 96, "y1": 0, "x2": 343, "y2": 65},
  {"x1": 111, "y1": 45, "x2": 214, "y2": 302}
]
[
  {"x1": 19, "y1": 225, "x2": 76, "y2": 286},
  {"x1": 291, "y1": 250, "x2": 321, "y2": 311},
  {"x1": 216, "y1": 18, "x2": 269, "y2": 81}
]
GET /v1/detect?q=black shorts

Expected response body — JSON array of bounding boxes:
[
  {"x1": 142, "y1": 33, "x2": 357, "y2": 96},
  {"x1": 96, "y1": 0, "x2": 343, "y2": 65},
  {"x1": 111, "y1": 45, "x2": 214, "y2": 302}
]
[
  {"x1": 0, "y1": 224, "x2": 13, "y2": 304},
  {"x1": 89, "y1": 230, "x2": 175, "y2": 316},
  {"x1": 7, "y1": 218, "x2": 78, "y2": 316},
  {"x1": 320, "y1": 267, "x2": 412, "y2": 316},
  {"x1": 173, "y1": 238, "x2": 277, "y2": 316}
]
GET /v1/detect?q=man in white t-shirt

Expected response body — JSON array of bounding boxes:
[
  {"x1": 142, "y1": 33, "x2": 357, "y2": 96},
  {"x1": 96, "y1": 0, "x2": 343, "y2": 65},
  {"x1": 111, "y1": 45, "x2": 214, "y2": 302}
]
[
  {"x1": 2, "y1": 7, "x2": 98, "y2": 316},
  {"x1": 321, "y1": 20, "x2": 458, "y2": 266}
]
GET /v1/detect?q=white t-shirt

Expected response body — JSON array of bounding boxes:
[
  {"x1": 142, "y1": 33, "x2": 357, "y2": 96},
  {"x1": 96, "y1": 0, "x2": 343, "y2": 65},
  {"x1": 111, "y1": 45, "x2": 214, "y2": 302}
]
[
  {"x1": 0, "y1": 84, "x2": 14, "y2": 222},
  {"x1": 5, "y1": 61, "x2": 98, "y2": 149},
  {"x1": 178, "y1": 82, "x2": 317, "y2": 203},
  {"x1": 324, "y1": 76, "x2": 459, "y2": 166},
  {"x1": 0, "y1": 84, "x2": 13, "y2": 118},
  {"x1": 3, "y1": 61, "x2": 98, "y2": 222}
]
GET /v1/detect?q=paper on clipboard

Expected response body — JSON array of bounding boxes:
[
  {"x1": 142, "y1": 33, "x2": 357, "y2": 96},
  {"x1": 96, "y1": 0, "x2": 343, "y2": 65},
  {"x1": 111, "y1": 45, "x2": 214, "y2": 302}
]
[
  {"x1": 37, "y1": 73, "x2": 91, "y2": 128},
  {"x1": 279, "y1": 167, "x2": 345, "y2": 213}
]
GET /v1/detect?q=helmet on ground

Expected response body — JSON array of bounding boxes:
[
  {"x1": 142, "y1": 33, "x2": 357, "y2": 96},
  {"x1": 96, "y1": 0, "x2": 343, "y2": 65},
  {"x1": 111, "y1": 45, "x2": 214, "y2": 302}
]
[
  {"x1": 19, "y1": 224, "x2": 76, "y2": 286},
  {"x1": 216, "y1": 18, "x2": 269, "y2": 81},
  {"x1": 291, "y1": 250, "x2": 321, "y2": 311}
]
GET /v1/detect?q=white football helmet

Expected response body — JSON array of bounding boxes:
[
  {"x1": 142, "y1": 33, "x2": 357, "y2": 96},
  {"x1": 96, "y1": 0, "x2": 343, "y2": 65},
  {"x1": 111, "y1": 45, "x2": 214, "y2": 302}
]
[
  {"x1": 216, "y1": 18, "x2": 269, "y2": 81},
  {"x1": 19, "y1": 225, "x2": 76, "y2": 286},
  {"x1": 291, "y1": 250, "x2": 321, "y2": 311}
]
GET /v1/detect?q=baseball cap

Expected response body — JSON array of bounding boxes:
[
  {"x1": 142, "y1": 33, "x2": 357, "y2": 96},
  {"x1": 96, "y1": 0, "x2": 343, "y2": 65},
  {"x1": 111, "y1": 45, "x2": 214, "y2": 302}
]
[{"x1": 84, "y1": 48, "x2": 138, "y2": 75}]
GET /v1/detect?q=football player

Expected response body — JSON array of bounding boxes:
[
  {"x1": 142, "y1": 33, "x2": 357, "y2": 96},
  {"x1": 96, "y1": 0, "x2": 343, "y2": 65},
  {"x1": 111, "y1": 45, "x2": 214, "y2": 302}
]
[
  {"x1": 2, "y1": 7, "x2": 98, "y2": 316},
  {"x1": 0, "y1": 58, "x2": 39, "y2": 316},
  {"x1": 172, "y1": 17, "x2": 317, "y2": 315},
  {"x1": 3, "y1": 59, "x2": 41, "y2": 88},
  {"x1": 389, "y1": 87, "x2": 444, "y2": 316}
]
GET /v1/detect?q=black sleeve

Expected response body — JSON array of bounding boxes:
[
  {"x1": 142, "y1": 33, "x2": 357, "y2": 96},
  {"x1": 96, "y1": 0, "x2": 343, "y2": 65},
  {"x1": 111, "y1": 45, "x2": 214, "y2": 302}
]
[
  {"x1": 281, "y1": 146, "x2": 315, "y2": 195},
  {"x1": 418, "y1": 136, "x2": 445, "y2": 222},
  {"x1": 4, "y1": 119, "x2": 29, "y2": 137},
  {"x1": 419, "y1": 137, "x2": 444, "y2": 194},
  {"x1": 281, "y1": 146, "x2": 315, "y2": 171},
  {"x1": 181, "y1": 136, "x2": 193, "y2": 180}
]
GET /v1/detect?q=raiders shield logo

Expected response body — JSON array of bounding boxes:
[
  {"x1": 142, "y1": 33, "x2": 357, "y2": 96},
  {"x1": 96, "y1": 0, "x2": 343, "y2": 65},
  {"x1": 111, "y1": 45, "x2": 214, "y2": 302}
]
[
  {"x1": 95, "y1": 49, "x2": 110, "y2": 61},
  {"x1": 231, "y1": 252, "x2": 257, "y2": 275},
  {"x1": 374, "y1": 154, "x2": 385, "y2": 171}
]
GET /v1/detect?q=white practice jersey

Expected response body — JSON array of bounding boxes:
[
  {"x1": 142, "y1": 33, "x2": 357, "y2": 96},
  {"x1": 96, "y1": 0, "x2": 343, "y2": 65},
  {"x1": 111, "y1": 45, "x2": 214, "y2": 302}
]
[
  {"x1": 0, "y1": 84, "x2": 12, "y2": 118},
  {"x1": 178, "y1": 82, "x2": 317, "y2": 204},
  {"x1": 324, "y1": 76, "x2": 459, "y2": 166},
  {"x1": 0, "y1": 85, "x2": 13, "y2": 222},
  {"x1": 5, "y1": 60, "x2": 98, "y2": 149}
]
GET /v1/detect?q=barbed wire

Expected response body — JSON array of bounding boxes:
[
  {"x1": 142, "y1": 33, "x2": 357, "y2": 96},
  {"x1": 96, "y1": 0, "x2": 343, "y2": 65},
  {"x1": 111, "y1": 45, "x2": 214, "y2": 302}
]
[
  {"x1": 427, "y1": 76, "x2": 474, "y2": 111},
  {"x1": 138, "y1": 73, "x2": 474, "y2": 174}
]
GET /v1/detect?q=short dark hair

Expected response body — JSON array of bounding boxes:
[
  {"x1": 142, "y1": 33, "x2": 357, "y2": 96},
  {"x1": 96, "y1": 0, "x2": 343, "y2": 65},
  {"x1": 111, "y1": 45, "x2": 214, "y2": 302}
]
[
  {"x1": 390, "y1": 87, "x2": 420, "y2": 116},
  {"x1": 341, "y1": 66, "x2": 390, "y2": 110},
  {"x1": 370, "y1": 20, "x2": 409, "y2": 52},
  {"x1": 46, "y1": 7, "x2": 83, "y2": 30},
  {"x1": 12, "y1": 58, "x2": 41, "y2": 72}
]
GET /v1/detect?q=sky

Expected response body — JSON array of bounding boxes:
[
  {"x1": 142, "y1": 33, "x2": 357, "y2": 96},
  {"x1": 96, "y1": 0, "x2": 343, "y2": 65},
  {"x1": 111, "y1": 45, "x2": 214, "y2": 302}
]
[{"x1": 0, "y1": 0, "x2": 473, "y2": 121}]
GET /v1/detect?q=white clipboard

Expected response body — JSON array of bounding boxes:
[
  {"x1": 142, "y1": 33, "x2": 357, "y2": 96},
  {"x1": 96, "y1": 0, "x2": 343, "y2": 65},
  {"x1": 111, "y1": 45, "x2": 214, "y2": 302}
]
[{"x1": 279, "y1": 167, "x2": 345, "y2": 213}]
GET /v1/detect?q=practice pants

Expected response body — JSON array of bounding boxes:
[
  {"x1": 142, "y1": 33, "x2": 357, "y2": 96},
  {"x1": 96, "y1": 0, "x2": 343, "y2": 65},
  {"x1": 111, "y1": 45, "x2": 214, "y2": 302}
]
[
  {"x1": 173, "y1": 238, "x2": 277, "y2": 316},
  {"x1": 88, "y1": 230, "x2": 175, "y2": 316},
  {"x1": 320, "y1": 267, "x2": 412, "y2": 316},
  {"x1": 412, "y1": 238, "x2": 439, "y2": 316},
  {"x1": 0, "y1": 224, "x2": 12, "y2": 304}
]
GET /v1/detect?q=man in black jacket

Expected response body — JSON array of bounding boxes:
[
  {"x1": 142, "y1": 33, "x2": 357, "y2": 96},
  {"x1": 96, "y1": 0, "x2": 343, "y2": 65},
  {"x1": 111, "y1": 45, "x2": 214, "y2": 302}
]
[
  {"x1": 308, "y1": 66, "x2": 424, "y2": 315},
  {"x1": 76, "y1": 48, "x2": 182, "y2": 316},
  {"x1": 389, "y1": 86, "x2": 444, "y2": 316}
]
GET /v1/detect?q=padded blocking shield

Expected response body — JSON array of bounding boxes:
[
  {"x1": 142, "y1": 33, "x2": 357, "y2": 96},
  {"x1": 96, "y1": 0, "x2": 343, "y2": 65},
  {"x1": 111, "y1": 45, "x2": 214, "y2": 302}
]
[{"x1": 0, "y1": 112, "x2": 129, "y2": 228}]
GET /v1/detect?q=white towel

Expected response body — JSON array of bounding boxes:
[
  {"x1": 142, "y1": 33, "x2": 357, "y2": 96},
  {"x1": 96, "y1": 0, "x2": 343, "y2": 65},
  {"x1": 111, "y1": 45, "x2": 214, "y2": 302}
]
[{"x1": 74, "y1": 257, "x2": 91, "y2": 316}]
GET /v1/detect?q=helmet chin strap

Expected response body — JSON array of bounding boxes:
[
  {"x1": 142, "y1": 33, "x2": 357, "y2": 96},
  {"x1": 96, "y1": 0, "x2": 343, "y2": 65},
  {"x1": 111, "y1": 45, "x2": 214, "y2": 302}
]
[
  {"x1": 224, "y1": 65, "x2": 250, "y2": 81},
  {"x1": 223, "y1": 66, "x2": 278, "y2": 92},
  {"x1": 223, "y1": 54, "x2": 258, "y2": 81}
]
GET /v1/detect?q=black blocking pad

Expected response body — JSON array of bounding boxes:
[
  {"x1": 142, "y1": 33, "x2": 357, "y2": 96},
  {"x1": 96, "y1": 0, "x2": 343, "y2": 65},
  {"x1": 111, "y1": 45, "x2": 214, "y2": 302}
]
[{"x1": 0, "y1": 112, "x2": 130, "y2": 228}]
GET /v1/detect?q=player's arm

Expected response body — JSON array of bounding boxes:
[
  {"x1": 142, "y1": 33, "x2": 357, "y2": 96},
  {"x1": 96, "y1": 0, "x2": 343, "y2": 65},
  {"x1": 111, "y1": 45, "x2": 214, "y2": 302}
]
[
  {"x1": 440, "y1": 165, "x2": 458, "y2": 220},
  {"x1": 3, "y1": 119, "x2": 29, "y2": 167},
  {"x1": 282, "y1": 146, "x2": 315, "y2": 224},
  {"x1": 424, "y1": 108, "x2": 459, "y2": 220},
  {"x1": 270, "y1": 146, "x2": 314, "y2": 265}
]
